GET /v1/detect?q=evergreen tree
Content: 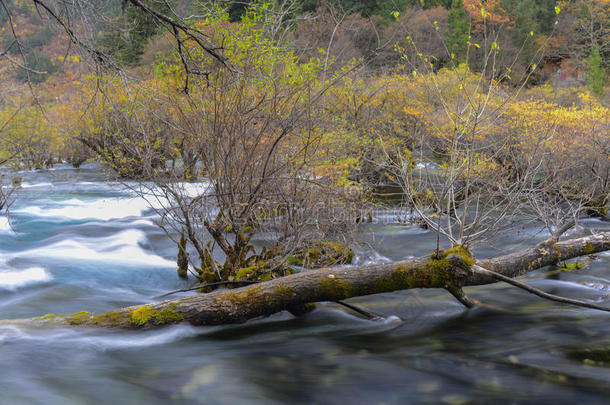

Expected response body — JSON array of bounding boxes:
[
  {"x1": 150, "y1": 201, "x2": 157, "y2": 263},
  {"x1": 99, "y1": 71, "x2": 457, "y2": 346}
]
[
  {"x1": 587, "y1": 46, "x2": 606, "y2": 97},
  {"x1": 96, "y1": 2, "x2": 165, "y2": 66},
  {"x1": 447, "y1": 0, "x2": 469, "y2": 62},
  {"x1": 16, "y1": 50, "x2": 57, "y2": 83}
]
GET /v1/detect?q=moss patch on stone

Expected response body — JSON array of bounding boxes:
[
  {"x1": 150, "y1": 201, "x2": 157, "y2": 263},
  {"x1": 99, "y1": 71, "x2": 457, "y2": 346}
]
[
  {"x1": 559, "y1": 261, "x2": 584, "y2": 270},
  {"x1": 567, "y1": 347, "x2": 610, "y2": 365},
  {"x1": 236, "y1": 265, "x2": 271, "y2": 281},
  {"x1": 289, "y1": 242, "x2": 355, "y2": 269},
  {"x1": 234, "y1": 261, "x2": 294, "y2": 282}
]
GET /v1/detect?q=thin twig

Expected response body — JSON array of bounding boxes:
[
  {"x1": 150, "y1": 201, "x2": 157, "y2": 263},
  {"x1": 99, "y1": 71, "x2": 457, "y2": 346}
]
[
  {"x1": 471, "y1": 264, "x2": 610, "y2": 313},
  {"x1": 155, "y1": 280, "x2": 260, "y2": 298},
  {"x1": 334, "y1": 300, "x2": 384, "y2": 320}
]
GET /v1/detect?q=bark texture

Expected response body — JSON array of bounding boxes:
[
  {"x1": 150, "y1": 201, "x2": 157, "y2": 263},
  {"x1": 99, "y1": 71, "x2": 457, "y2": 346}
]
[{"x1": 3, "y1": 232, "x2": 609, "y2": 329}]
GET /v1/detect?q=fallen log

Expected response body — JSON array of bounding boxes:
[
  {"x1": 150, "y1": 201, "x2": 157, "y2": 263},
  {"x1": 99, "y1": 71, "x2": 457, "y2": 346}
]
[{"x1": 3, "y1": 231, "x2": 609, "y2": 329}]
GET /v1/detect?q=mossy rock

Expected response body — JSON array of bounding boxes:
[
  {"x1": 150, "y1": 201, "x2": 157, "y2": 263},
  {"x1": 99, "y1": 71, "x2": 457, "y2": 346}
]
[
  {"x1": 567, "y1": 347, "x2": 610, "y2": 365},
  {"x1": 235, "y1": 262, "x2": 294, "y2": 282},
  {"x1": 288, "y1": 242, "x2": 355, "y2": 269},
  {"x1": 196, "y1": 267, "x2": 221, "y2": 284},
  {"x1": 559, "y1": 261, "x2": 583, "y2": 270}
]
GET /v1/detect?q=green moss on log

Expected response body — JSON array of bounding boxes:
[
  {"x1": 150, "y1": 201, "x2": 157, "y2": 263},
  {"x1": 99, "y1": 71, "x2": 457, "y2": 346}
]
[
  {"x1": 128, "y1": 306, "x2": 184, "y2": 327},
  {"x1": 34, "y1": 313, "x2": 59, "y2": 321},
  {"x1": 373, "y1": 265, "x2": 422, "y2": 291},
  {"x1": 273, "y1": 285, "x2": 295, "y2": 301},
  {"x1": 318, "y1": 276, "x2": 357, "y2": 298},
  {"x1": 371, "y1": 246, "x2": 474, "y2": 293},
  {"x1": 425, "y1": 245, "x2": 474, "y2": 286},
  {"x1": 88, "y1": 311, "x2": 130, "y2": 326},
  {"x1": 67, "y1": 311, "x2": 93, "y2": 325}
]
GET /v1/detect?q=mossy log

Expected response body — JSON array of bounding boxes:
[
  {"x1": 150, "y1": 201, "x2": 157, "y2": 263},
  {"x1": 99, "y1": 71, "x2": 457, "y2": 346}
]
[{"x1": 3, "y1": 232, "x2": 609, "y2": 329}]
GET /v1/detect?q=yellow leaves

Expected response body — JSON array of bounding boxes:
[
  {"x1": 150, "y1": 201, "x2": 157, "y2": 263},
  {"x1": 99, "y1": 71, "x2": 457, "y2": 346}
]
[{"x1": 393, "y1": 11, "x2": 400, "y2": 21}]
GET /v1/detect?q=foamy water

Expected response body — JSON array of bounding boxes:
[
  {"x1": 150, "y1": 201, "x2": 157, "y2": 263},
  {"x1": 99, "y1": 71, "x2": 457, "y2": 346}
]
[
  {"x1": 0, "y1": 216, "x2": 11, "y2": 233},
  {"x1": 0, "y1": 267, "x2": 52, "y2": 289},
  {"x1": 0, "y1": 324, "x2": 198, "y2": 350},
  {"x1": 16, "y1": 197, "x2": 153, "y2": 221},
  {"x1": 13, "y1": 229, "x2": 175, "y2": 267},
  {"x1": 20, "y1": 182, "x2": 54, "y2": 189}
]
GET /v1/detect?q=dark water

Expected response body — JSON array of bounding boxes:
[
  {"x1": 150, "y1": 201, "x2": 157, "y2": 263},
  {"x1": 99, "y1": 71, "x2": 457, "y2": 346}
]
[{"x1": 1, "y1": 164, "x2": 609, "y2": 404}]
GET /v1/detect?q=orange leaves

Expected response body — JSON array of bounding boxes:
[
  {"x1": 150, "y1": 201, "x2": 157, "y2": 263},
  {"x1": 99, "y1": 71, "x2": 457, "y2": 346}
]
[{"x1": 463, "y1": 0, "x2": 511, "y2": 31}]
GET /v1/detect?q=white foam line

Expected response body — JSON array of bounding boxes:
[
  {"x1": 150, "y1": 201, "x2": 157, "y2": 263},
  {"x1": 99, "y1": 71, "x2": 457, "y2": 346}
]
[
  {"x1": 20, "y1": 182, "x2": 54, "y2": 189},
  {"x1": 13, "y1": 229, "x2": 175, "y2": 267},
  {"x1": 0, "y1": 267, "x2": 52, "y2": 290},
  {"x1": 15, "y1": 197, "x2": 153, "y2": 221},
  {"x1": 0, "y1": 216, "x2": 12, "y2": 233},
  {"x1": 0, "y1": 324, "x2": 198, "y2": 349}
]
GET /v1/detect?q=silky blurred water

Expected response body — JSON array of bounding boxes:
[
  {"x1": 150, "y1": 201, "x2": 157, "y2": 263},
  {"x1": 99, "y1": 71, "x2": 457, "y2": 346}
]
[{"x1": 0, "y1": 164, "x2": 609, "y2": 404}]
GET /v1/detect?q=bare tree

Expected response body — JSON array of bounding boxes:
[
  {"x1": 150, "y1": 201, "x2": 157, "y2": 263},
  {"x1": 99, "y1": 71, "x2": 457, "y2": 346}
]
[
  {"x1": 83, "y1": 5, "x2": 361, "y2": 285},
  {"x1": 374, "y1": 9, "x2": 589, "y2": 260}
]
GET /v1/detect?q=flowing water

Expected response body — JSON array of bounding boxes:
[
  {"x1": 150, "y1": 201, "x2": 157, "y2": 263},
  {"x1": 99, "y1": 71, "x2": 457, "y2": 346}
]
[{"x1": 1, "y1": 164, "x2": 609, "y2": 404}]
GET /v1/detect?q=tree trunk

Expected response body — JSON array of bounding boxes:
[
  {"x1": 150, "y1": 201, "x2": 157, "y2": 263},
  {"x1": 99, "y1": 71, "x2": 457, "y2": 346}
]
[{"x1": 3, "y1": 232, "x2": 609, "y2": 329}]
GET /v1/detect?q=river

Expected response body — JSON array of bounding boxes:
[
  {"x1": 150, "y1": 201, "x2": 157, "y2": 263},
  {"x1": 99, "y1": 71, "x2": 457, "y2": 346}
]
[{"x1": 1, "y1": 164, "x2": 609, "y2": 404}]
